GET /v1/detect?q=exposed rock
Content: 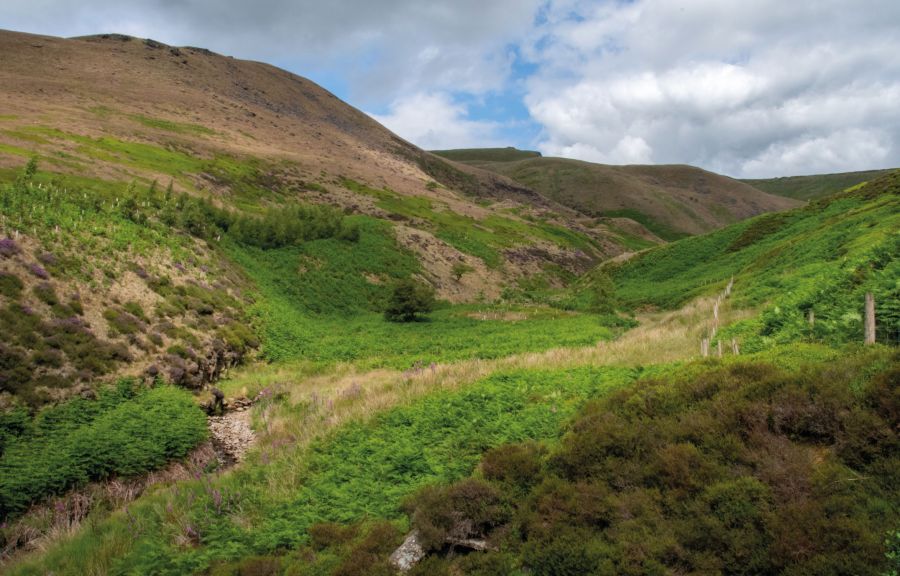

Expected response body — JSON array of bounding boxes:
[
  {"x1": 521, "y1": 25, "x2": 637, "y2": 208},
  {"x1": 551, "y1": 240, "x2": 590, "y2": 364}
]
[
  {"x1": 207, "y1": 409, "x2": 256, "y2": 464},
  {"x1": 389, "y1": 530, "x2": 426, "y2": 574}
]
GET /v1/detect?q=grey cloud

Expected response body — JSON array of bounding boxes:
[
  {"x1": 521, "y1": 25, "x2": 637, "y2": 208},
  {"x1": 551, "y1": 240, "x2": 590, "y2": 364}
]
[{"x1": 0, "y1": 0, "x2": 539, "y2": 104}]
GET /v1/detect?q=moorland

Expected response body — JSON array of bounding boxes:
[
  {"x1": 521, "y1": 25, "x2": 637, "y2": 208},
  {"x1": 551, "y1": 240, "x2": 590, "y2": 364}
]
[{"x1": 0, "y1": 28, "x2": 899, "y2": 576}]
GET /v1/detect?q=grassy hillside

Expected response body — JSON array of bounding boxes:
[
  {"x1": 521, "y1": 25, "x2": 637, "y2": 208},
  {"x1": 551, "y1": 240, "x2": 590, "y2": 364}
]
[
  {"x1": 437, "y1": 153, "x2": 800, "y2": 240},
  {"x1": 3, "y1": 28, "x2": 900, "y2": 576},
  {"x1": 431, "y1": 147, "x2": 542, "y2": 164},
  {"x1": 573, "y1": 169, "x2": 900, "y2": 352},
  {"x1": 741, "y1": 168, "x2": 896, "y2": 201}
]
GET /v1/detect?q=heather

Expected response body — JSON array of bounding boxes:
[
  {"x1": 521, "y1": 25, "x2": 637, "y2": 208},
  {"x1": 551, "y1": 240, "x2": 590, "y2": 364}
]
[{"x1": 397, "y1": 347, "x2": 900, "y2": 575}]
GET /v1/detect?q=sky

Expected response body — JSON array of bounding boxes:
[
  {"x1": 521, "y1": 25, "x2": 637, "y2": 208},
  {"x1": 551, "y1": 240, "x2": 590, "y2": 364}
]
[{"x1": 2, "y1": 0, "x2": 898, "y2": 178}]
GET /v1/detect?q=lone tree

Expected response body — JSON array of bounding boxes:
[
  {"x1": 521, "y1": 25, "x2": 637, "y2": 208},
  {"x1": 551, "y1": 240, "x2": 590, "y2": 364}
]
[
  {"x1": 384, "y1": 277, "x2": 437, "y2": 322},
  {"x1": 588, "y1": 273, "x2": 616, "y2": 315},
  {"x1": 451, "y1": 262, "x2": 475, "y2": 282}
]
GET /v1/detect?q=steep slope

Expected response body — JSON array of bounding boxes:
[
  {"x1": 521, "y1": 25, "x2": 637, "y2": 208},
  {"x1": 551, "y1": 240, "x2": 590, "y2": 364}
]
[
  {"x1": 575, "y1": 169, "x2": 900, "y2": 350},
  {"x1": 0, "y1": 30, "x2": 655, "y2": 297},
  {"x1": 432, "y1": 150, "x2": 801, "y2": 240},
  {"x1": 741, "y1": 168, "x2": 896, "y2": 201}
]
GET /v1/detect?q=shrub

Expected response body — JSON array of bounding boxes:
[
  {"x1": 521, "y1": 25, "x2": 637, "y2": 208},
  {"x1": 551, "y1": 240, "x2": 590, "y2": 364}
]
[
  {"x1": 0, "y1": 271, "x2": 23, "y2": 298},
  {"x1": 384, "y1": 278, "x2": 437, "y2": 322},
  {"x1": 0, "y1": 238, "x2": 22, "y2": 259},
  {"x1": 588, "y1": 273, "x2": 616, "y2": 314}
]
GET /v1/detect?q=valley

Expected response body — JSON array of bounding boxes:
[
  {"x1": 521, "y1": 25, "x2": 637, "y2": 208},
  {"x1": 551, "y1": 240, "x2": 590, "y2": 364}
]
[{"x1": 0, "y1": 28, "x2": 899, "y2": 576}]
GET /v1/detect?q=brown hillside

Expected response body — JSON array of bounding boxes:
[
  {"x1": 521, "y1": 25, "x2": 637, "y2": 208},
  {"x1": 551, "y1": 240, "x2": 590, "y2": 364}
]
[
  {"x1": 0, "y1": 30, "x2": 659, "y2": 300},
  {"x1": 447, "y1": 156, "x2": 802, "y2": 239}
]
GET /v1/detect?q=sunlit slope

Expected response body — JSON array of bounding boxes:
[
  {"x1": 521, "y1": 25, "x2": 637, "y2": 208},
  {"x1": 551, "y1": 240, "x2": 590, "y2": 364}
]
[
  {"x1": 741, "y1": 168, "x2": 896, "y2": 201},
  {"x1": 0, "y1": 29, "x2": 653, "y2": 290},
  {"x1": 576, "y1": 169, "x2": 900, "y2": 349}
]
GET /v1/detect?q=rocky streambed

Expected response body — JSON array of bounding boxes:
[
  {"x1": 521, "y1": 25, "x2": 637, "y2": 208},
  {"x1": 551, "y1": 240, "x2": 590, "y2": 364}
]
[{"x1": 207, "y1": 396, "x2": 257, "y2": 466}]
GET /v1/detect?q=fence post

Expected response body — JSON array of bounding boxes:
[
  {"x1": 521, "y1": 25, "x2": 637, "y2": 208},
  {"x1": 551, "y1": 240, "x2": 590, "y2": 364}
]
[
  {"x1": 865, "y1": 293, "x2": 875, "y2": 345},
  {"x1": 809, "y1": 311, "x2": 814, "y2": 326},
  {"x1": 701, "y1": 339, "x2": 708, "y2": 357},
  {"x1": 732, "y1": 338, "x2": 739, "y2": 355}
]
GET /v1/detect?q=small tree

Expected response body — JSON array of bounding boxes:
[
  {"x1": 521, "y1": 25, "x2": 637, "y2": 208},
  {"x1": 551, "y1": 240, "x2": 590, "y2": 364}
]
[
  {"x1": 23, "y1": 156, "x2": 38, "y2": 179},
  {"x1": 384, "y1": 278, "x2": 437, "y2": 322},
  {"x1": 451, "y1": 262, "x2": 475, "y2": 282},
  {"x1": 425, "y1": 181, "x2": 438, "y2": 191},
  {"x1": 588, "y1": 274, "x2": 616, "y2": 315}
]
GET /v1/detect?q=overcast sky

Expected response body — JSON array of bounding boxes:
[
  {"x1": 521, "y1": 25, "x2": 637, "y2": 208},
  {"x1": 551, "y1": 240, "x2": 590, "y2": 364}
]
[{"x1": 2, "y1": 0, "x2": 898, "y2": 178}]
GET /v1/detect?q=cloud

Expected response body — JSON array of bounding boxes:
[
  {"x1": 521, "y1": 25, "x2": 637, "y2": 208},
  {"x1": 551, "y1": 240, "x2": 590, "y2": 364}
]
[
  {"x1": 0, "y1": 0, "x2": 540, "y2": 103},
  {"x1": 368, "y1": 93, "x2": 504, "y2": 150},
  {"x1": 522, "y1": 0, "x2": 900, "y2": 176},
  {"x1": 2, "y1": 0, "x2": 898, "y2": 176}
]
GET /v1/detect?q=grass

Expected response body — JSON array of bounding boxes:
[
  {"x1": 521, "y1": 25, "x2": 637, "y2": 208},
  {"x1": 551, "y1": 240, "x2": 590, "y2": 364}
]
[
  {"x1": 741, "y1": 168, "x2": 896, "y2": 201},
  {"x1": 601, "y1": 208, "x2": 692, "y2": 242},
  {"x1": 571, "y1": 169, "x2": 900, "y2": 354},
  {"x1": 229, "y1": 216, "x2": 619, "y2": 369},
  {"x1": 0, "y1": 297, "x2": 830, "y2": 575},
  {"x1": 342, "y1": 179, "x2": 603, "y2": 268},
  {"x1": 430, "y1": 148, "x2": 542, "y2": 164}
]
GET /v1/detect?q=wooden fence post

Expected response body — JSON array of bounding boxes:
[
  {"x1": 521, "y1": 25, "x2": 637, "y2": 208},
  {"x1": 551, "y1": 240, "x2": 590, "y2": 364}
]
[
  {"x1": 865, "y1": 293, "x2": 876, "y2": 345},
  {"x1": 701, "y1": 339, "x2": 708, "y2": 357},
  {"x1": 732, "y1": 338, "x2": 739, "y2": 355}
]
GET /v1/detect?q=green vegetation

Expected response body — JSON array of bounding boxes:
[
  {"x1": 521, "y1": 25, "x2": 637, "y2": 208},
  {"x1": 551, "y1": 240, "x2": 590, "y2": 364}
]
[
  {"x1": 572, "y1": 170, "x2": 900, "y2": 350},
  {"x1": 587, "y1": 273, "x2": 615, "y2": 314},
  {"x1": 4, "y1": 363, "x2": 647, "y2": 575},
  {"x1": 0, "y1": 380, "x2": 206, "y2": 521},
  {"x1": 343, "y1": 179, "x2": 602, "y2": 270},
  {"x1": 430, "y1": 147, "x2": 543, "y2": 164},
  {"x1": 451, "y1": 262, "x2": 475, "y2": 281},
  {"x1": 229, "y1": 217, "x2": 616, "y2": 368},
  {"x1": 742, "y1": 168, "x2": 896, "y2": 201},
  {"x1": 601, "y1": 208, "x2": 692, "y2": 242},
  {"x1": 384, "y1": 278, "x2": 438, "y2": 322},
  {"x1": 402, "y1": 346, "x2": 900, "y2": 575}
]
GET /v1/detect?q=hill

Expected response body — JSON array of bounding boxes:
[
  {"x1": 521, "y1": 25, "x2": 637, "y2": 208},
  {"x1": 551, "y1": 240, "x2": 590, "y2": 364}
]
[
  {"x1": 4, "y1": 28, "x2": 900, "y2": 576},
  {"x1": 431, "y1": 152, "x2": 801, "y2": 240},
  {"x1": 431, "y1": 147, "x2": 542, "y2": 164},
  {"x1": 740, "y1": 168, "x2": 896, "y2": 201},
  {"x1": 574, "y1": 168, "x2": 900, "y2": 350},
  {"x1": 0, "y1": 29, "x2": 658, "y2": 303}
]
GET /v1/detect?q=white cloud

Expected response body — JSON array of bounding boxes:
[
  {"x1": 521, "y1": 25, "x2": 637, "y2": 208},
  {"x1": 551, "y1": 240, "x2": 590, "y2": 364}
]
[
  {"x1": 522, "y1": 0, "x2": 900, "y2": 177},
  {"x1": 368, "y1": 93, "x2": 504, "y2": 150}
]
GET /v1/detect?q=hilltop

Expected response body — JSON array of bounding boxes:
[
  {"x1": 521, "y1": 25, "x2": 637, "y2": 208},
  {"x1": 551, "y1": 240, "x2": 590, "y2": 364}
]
[
  {"x1": 740, "y1": 168, "x2": 896, "y2": 201},
  {"x1": 0, "y1": 29, "x2": 655, "y2": 303},
  {"x1": 431, "y1": 149, "x2": 800, "y2": 240}
]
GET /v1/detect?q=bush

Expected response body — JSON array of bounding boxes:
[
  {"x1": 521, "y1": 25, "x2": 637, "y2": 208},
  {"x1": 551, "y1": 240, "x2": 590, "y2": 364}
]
[
  {"x1": 0, "y1": 271, "x2": 23, "y2": 299},
  {"x1": 384, "y1": 278, "x2": 437, "y2": 322},
  {"x1": 588, "y1": 273, "x2": 616, "y2": 314}
]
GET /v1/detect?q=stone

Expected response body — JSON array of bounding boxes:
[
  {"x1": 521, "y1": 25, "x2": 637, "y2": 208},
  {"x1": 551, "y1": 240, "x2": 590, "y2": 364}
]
[{"x1": 389, "y1": 531, "x2": 426, "y2": 574}]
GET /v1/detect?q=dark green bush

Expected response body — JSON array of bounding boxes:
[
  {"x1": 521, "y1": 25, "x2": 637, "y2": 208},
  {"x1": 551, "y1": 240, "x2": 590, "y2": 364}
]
[
  {"x1": 384, "y1": 278, "x2": 437, "y2": 322},
  {"x1": 32, "y1": 282, "x2": 58, "y2": 306},
  {"x1": 0, "y1": 271, "x2": 23, "y2": 299}
]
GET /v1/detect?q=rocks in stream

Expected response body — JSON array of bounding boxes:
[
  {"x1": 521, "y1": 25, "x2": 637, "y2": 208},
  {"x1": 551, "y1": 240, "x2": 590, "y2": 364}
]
[{"x1": 207, "y1": 409, "x2": 255, "y2": 463}]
